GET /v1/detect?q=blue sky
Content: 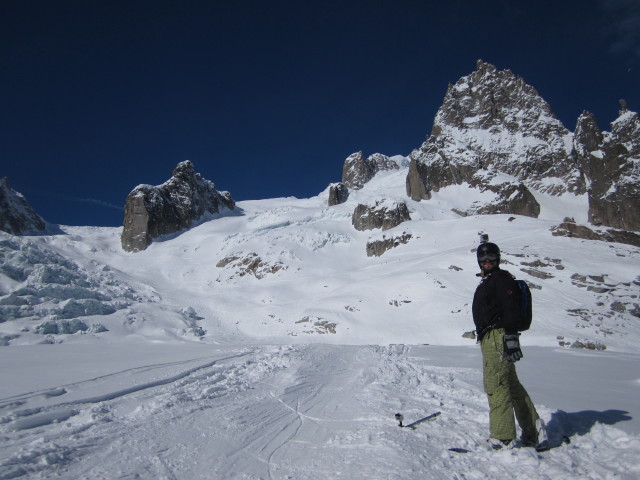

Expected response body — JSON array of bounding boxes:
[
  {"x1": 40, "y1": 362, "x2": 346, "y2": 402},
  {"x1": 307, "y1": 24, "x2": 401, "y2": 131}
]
[{"x1": 2, "y1": 0, "x2": 639, "y2": 227}]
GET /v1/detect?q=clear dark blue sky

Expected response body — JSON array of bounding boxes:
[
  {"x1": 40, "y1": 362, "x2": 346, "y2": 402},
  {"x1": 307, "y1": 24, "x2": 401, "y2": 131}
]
[{"x1": 2, "y1": 0, "x2": 639, "y2": 226}]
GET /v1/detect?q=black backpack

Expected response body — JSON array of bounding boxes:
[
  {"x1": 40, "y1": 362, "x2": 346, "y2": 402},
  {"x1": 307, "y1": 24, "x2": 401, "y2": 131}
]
[{"x1": 514, "y1": 279, "x2": 532, "y2": 331}]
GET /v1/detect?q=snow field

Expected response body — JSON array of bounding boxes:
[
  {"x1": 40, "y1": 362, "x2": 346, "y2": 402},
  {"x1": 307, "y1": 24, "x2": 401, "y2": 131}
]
[{"x1": 1, "y1": 344, "x2": 639, "y2": 479}]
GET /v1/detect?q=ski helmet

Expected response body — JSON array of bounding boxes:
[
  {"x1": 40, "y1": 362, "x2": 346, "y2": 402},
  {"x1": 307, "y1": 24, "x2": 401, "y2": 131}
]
[{"x1": 476, "y1": 242, "x2": 501, "y2": 265}]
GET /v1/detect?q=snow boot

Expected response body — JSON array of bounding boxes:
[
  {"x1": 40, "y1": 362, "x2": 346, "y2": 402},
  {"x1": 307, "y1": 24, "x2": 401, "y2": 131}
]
[
  {"x1": 534, "y1": 419, "x2": 549, "y2": 452},
  {"x1": 520, "y1": 429, "x2": 537, "y2": 447},
  {"x1": 487, "y1": 438, "x2": 516, "y2": 450}
]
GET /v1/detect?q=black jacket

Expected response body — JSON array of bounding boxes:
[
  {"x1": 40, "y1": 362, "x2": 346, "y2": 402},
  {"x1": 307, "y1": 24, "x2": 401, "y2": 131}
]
[{"x1": 472, "y1": 268, "x2": 520, "y2": 340}]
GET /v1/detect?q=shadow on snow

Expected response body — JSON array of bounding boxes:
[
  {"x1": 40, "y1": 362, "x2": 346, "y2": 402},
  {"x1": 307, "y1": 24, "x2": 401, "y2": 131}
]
[{"x1": 546, "y1": 409, "x2": 632, "y2": 448}]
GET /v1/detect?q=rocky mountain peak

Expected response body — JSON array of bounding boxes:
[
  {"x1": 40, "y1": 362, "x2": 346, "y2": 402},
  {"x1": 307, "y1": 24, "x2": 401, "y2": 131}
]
[
  {"x1": 0, "y1": 177, "x2": 46, "y2": 235},
  {"x1": 172, "y1": 160, "x2": 197, "y2": 181},
  {"x1": 406, "y1": 61, "x2": 579, "y2": 216},
  {"x1": 437, "y1": 59, "x2": 558, "y2": 134},
  {"x1": 610, "y1": 106, "x2": 639, "y2": 151},
  {"x1": 173, "y1": 159, "x2": 192, "y2": 173},
  {"x1": 408, "y1": 58, "x2": 639, "y2": 231},
  {"x1": 121, "y1": 162, "x2": 235, "y2": 252}
]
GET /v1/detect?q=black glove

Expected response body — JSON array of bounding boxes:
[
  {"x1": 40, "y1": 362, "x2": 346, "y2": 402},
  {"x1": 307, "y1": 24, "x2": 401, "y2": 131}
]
[{"x1": 504, "y1": 333, "x2": 523, "y2": 362}]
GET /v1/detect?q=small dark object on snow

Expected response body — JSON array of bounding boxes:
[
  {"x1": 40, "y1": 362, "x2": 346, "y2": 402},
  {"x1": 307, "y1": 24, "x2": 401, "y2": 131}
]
[
  {"x1": 395, "y1": 411, "x2": 441, "y2": 429},
  {"x1": 395, "y1": 413, "x2": 404, "y2": 427},
  {"x1": 448, "y1": 447, "x2": 472, "y2": 453}
]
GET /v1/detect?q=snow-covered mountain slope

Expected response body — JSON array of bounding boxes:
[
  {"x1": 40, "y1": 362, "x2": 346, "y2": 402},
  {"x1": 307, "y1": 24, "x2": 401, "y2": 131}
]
[{"x1": 1, "y1": 164, "x2": 638, "y2": 351}]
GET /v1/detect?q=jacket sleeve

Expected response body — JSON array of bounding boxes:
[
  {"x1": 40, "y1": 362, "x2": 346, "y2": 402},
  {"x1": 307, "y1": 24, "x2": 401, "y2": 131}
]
[{"x1": 494, "y1": 273, "x2": 521, "y2": 333}]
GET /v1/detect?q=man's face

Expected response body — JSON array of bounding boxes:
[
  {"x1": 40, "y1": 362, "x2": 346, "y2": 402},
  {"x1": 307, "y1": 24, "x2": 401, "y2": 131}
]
[{"x1": 480, "y1": 258, "x2": 499, "y2": 272}]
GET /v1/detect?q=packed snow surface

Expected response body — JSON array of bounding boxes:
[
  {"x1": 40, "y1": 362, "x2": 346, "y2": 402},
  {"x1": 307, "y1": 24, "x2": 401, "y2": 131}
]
[
  {"x1": 1, "y1": 166, "x2": 640, "y2": 478},
  {"x1": 1, "y1": 343, "x2": 639, "y2": 479}
]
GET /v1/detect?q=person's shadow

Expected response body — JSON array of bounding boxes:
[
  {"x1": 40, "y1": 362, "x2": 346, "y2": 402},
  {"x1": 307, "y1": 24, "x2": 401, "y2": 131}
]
[{"x1": 546, "y1": 409, "x2": 632, "y2": 449}]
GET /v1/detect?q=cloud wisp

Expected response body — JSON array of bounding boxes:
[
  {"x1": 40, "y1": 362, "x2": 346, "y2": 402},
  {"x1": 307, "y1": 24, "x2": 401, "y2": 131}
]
[
  {"x1": 600, "y1": 0, "x2": 640, "y2": 60},
  {"x1": 72, "y1": 197, "x2": 123, "y2": 211}
]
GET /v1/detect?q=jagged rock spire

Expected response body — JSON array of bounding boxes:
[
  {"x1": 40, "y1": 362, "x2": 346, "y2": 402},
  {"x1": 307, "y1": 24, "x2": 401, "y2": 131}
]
[
  {"x1": 406, "y1": 60, "x2": 576, "y2": 217},
  {"x1": 619, "y1": 99, "x2": 628, "y2": 115},
  {"x1": 574, "y1": 103, "x2": 640, "y2": 231},
  {"x1": 121, "y1": 161, "x2": 235, "y2": 252}
]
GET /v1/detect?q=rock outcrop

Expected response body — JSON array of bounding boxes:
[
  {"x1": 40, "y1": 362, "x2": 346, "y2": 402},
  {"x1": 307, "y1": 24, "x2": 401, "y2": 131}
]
[
  {"x1": 0, "y1": 177, "x2": 46, "y2": 235},
  {"x1": 216, "y1": 252, "x2": 287, "y2": 280},
  {"x1": 574, "y1": 102, "x2": 640, "y2": 231},
  {"x1": 352, "y1": 200, "x2": 411, "y2": 231},
  {"x1": 342, "y1": 152, "x2": 399, "y2": 190},
  {"x1": 454, "y1": 179, "x2": 541, "y2": 218},
  {"x1": 328, "y1": 182, "x2": 349, "y2": 206},
  {"x1": 551, "y1": 221, "x2": 640, "y2": 247},
  {"x1": 366, "y1": 232, "x2": 412, "y2": 257},
  {"x1": 327, "y1": 152, "x2": 401, "y2": 207},
  {"x1": 121, "y1": 161, "x2": 235, "y2": 252}
]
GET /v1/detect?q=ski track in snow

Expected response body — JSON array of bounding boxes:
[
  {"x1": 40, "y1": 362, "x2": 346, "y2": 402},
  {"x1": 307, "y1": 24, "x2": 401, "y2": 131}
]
[{"x1": 1, "y1": 344, "x2": 639, "y2": 480}]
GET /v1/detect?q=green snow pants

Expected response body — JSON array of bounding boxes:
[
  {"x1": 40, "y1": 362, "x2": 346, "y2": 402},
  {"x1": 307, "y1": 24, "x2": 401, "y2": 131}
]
[{"x1": 481, "y1": 328, "x2": 540, "y2": 441}]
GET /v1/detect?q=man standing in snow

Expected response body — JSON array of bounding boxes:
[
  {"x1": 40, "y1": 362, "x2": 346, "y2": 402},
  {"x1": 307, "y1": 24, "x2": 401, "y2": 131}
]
[{"x1": 472, "y1": 240, "x2": 548, "y2": 451}]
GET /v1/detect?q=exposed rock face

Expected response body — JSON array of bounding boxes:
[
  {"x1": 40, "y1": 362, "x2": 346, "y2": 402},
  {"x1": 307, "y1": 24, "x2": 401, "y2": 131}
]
[
  {"x1": 406, "y1": 159, "x2": 432, "y2": 200},
  {"x1": 0, "y1": 177, "x2": 46, "y2": 235},
  {"x1": 406, "y1": 60, "x2": 582, "y2": 215},
  {"x1": 329, "y1": 152, "x2": 401, "y2": 207},
  {"x1": 295, "y1": 316, "x2": 337, "y2": 334},
  {"x1": 574, "y1": 111, "x2": 603, "y2": 157},
  {"x1": 352, "y1": 200, "x2": 411, "y2": 231},
  {"x1": 328, "y1": 182, "x2": 349, "y2": 206},
  {"x1": 121, "y1": 161, "x2": 235, "y2": 252},
  {"x1": 454, "y1": 179, "x2": 540, "y2": 217},
  {"x1": 342, "y1": 152, "x2": 399, "y2": 189},
  {"x1": 574, "y1": 103, "x2": 640, "y2": 231},
  {"x1": 551, "y1": 221, "x2": 640, "y2": 247},
  {"x1": 216, "y1": 252, "x2": 286, "y2": 280},
  {"x1": 366, "y1": 232, "x2": 412, "y2": 257}
]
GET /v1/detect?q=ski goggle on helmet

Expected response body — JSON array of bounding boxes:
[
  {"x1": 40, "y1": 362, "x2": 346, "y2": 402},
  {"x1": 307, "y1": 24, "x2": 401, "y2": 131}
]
[{"x1": 477, "y1": 242, "x2": 501, "y2": 263}]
